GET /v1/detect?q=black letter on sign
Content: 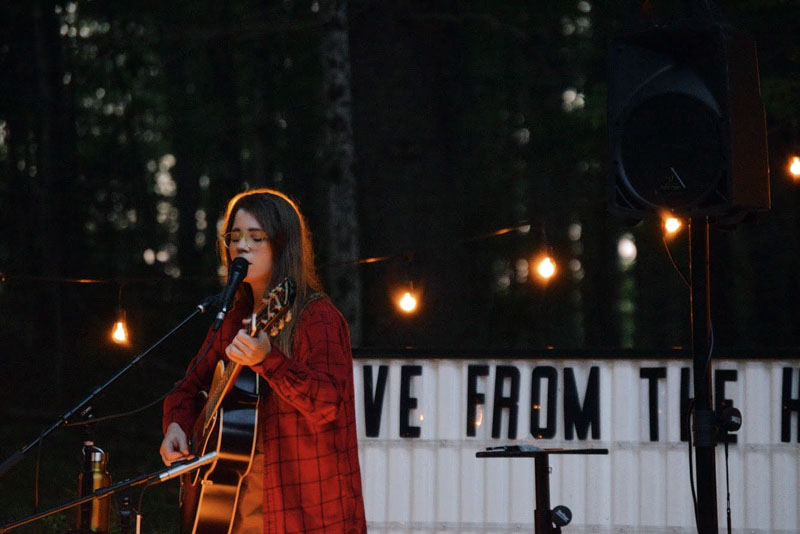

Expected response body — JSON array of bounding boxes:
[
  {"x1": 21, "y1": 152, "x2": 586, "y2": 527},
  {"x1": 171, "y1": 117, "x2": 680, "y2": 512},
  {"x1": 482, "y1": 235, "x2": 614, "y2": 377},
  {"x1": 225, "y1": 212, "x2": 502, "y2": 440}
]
[
  {"x1": 492, "y1": 365, "x2": 520, "y2": 439},
  {"x1": 640, "y1": 367, "x2": 666, "y2": 441},
  {"x1": 714, "y1": 369, "x2": 738, "y2": 444},
  {"x1": 680, "y1": 367, "x2": 692, "y2": 442},
  {"x1": 363, "y1": 365, "x2": 388, "y2": 437},
  {"x1": 781, "y1": 368, "x2": 800, "y2": 443},
  {"x1": 564, "y1": 367, "x2": 600, "y2": 440},
  {"x1": 400, "y1": 365, "x2": 422, "y2": 438},
  {"x1": 467, "y1": 365, "x2": 490, "y2": 436},
  {"x1": 531, "y1": 366, "x2": 557, "y2": 439}
]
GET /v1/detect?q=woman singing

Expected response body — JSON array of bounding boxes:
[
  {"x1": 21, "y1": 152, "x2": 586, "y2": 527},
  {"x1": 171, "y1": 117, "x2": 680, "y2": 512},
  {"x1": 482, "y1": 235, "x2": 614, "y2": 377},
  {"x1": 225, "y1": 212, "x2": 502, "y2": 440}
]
[{"x1": 160, "y1": 188, "x2": 366, "y2": 534}]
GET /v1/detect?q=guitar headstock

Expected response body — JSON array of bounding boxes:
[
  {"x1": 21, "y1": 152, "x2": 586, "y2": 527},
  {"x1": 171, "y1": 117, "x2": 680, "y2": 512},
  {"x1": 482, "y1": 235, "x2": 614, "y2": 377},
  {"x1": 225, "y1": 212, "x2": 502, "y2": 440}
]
[{"x1": 252, "y1": 278, "x2": 297, "y2": 338}]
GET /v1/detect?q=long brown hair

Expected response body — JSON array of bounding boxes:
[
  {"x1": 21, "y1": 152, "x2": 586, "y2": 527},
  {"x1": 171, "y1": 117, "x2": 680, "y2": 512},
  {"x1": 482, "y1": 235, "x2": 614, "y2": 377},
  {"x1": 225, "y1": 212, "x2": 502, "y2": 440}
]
[{"x1": 219, "y1": 188, "x2": 323, "y2": 354}]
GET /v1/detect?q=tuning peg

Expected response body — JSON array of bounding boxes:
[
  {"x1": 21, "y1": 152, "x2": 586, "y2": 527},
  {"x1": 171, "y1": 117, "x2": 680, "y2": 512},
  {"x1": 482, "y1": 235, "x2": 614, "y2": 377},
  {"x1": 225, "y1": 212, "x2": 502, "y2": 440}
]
[
  {"x1": 269, "y1": 326, "x2": 279, "y2": 337},
  {"x1": 278, "y1": 319, "x2": 285, "y2": 330},
  {"x1": 285, "y1": 310, "x2": 292, "y2": 323}
]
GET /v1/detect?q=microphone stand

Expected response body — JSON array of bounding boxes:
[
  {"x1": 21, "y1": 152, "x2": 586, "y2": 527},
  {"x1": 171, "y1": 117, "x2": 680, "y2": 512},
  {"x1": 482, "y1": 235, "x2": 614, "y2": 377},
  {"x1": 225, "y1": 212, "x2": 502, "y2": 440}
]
[
  {"x1": 0, "y1": 452, "x2": 218, "y2": 533},
  {"x1": 0, "y1": 295, "x2": 219, "y2": 479}
]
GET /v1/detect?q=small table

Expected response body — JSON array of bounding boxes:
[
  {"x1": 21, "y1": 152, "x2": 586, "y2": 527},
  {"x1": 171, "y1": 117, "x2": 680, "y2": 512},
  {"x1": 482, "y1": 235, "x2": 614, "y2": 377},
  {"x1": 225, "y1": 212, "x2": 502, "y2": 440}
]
[{"x1": 476, "y1": 447, "x2": 608, "y2": 534}]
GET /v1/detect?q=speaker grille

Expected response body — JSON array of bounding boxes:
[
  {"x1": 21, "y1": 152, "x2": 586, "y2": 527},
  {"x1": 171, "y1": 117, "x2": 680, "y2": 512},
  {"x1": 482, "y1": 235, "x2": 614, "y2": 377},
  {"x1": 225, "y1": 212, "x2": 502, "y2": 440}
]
[
  {"x1": 618, "y1": 93, "x2": 725, "y2": 212},
  {"x1": 607, "y1": 22, "x2": 769, "y2": 218}
]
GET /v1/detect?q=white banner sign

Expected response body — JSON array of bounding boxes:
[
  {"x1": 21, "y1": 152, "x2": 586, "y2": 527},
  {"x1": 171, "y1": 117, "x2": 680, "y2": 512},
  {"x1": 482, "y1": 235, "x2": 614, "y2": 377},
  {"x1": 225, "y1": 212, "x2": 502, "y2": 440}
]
[{"x1": 352, "y1": 357, "x2": 800, "y2": 534}]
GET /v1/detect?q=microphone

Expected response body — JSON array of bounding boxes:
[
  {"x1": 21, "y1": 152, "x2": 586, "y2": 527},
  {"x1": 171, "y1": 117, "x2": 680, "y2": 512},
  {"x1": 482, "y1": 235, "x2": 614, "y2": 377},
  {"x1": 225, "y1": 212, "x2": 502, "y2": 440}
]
[
  {"x1": 158, "y1": 451, "x2": 218, "y2": 482},
  {"x1": 212, "y1": 257, "x2": 249, "y2": 331},
  {"x1": 196, "y1": 292, "x2": 223, "y2": 313}
]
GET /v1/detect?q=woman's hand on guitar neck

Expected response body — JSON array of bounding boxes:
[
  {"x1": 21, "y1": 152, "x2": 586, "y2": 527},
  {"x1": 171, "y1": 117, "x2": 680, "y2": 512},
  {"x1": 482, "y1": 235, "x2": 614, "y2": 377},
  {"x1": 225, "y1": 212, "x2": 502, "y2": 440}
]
[
  {"x1": 160, "y1": 422, "x2": 195, "y2": 466},
  {"x1": 225, "y1": 320, "x2": 272, "y2": 367}
]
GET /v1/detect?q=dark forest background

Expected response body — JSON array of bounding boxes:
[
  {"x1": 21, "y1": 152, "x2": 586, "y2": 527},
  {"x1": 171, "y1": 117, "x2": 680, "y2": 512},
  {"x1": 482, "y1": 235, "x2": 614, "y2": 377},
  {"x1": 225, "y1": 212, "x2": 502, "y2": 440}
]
[{"x1": 0, "y1": 0, "x2": 798, "y2": 532}]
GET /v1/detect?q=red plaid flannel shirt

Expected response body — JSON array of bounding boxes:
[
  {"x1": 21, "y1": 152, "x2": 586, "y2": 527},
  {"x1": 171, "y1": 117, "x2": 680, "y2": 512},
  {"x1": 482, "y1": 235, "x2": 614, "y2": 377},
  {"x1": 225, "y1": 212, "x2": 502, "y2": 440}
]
[{"x1": 163, "y1": 296, "x2": 367, "y2": 534}]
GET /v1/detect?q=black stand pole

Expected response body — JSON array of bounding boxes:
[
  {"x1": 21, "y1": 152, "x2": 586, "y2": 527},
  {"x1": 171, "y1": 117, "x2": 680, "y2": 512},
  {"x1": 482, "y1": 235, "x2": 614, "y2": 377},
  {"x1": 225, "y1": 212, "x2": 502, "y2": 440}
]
[
  {"x1": 689, "y1": 217, "x2": 718, "y2": 534},
  {"x1": 533, "y1": 453, "x2": 552, "y2": 534},
  {"x1": 0, "y1": 296, "x2": 218, "y2": 479}
]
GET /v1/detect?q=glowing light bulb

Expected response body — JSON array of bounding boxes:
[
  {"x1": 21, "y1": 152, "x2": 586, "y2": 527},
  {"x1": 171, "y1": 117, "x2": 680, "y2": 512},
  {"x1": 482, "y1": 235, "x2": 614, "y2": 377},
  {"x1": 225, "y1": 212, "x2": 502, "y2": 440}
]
[
  {"x1": 664, "y1": 217, "x2": 682, "y2": 234},
  {"x1": 398, "y1": 291, "x2": 418, "y2": 313},
  {"x1": 111, "y1": 320, "x2": 128, "y2": 344},
  {"x1": 790, "y1": 156, "x2": 800, "y2": 179},
  {"x1": 536, "y1": 256, "x2": 556, "y2": 280}
]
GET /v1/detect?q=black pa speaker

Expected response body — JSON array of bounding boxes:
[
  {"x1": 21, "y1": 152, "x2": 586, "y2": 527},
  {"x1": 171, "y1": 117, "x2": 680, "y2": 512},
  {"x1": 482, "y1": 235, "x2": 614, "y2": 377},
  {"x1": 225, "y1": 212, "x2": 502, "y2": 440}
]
[{"x1": 608, "y1": 5, "x2": 770, "y2": 219}]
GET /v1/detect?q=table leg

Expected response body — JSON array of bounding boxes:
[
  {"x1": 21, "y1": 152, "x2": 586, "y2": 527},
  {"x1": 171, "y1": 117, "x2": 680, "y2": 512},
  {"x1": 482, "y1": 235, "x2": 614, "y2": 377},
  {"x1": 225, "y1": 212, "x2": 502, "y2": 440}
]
[{"x1": 533, "y1": 453, "x2": 552, "y2": 534}]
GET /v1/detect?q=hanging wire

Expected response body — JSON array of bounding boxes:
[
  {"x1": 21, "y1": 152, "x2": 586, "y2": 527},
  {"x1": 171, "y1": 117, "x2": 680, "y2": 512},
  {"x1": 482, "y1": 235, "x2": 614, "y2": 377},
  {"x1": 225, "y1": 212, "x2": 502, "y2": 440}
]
[
  {"x1": 0, "y1": 273, "x2": 221, "y2": 285},
  {"x1": 686, "y1": 398, "x2": 699, "y2": 527},
  {"x1": 0, "y1": 274, "x2": 110, "y2": 284},
  {"x1": 724, "y1": 435, "x2": 734, "y2": 534},
  {"x1": 1, "y1": 220, "x2": 538, "y2": 286},
  {"x1": 661, "y1": 233, "x2": 690, "y2": 289},
  {"x1": 330, "y1": 220, "x2": 534, "y2": 269}
]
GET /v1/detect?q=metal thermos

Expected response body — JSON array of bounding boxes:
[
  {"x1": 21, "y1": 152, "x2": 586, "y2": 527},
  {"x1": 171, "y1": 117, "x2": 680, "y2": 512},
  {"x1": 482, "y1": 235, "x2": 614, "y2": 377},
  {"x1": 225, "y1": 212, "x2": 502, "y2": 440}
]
[{"x1": 75, "y1": 442, "x2": 112, "y2": 534}]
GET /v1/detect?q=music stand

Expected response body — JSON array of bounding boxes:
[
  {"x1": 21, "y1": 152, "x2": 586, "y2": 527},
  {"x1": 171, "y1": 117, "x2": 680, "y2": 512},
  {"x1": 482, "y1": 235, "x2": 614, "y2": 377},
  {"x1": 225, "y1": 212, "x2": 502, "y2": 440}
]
[{"x1": 476, "y1": 446, "x2": 608, "y2": 534}]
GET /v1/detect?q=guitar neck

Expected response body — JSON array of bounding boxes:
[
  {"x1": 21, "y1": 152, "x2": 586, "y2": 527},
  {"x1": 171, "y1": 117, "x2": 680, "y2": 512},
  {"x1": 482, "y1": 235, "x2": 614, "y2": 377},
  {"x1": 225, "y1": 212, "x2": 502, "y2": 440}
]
[{"x1": 193, "y1": 277, "x2": 295, "y2": 439}]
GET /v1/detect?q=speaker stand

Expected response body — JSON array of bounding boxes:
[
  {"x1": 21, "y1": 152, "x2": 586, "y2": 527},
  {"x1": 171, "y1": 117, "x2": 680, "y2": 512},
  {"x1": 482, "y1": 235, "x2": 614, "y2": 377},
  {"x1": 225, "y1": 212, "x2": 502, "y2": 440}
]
[{"x1": 689, "y1": 216, "x2": 719, "y2": 533}]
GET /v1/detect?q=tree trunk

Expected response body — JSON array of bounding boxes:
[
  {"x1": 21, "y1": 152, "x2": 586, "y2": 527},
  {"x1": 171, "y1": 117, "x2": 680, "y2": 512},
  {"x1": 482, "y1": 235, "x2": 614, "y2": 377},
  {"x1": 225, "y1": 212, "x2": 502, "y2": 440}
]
[
  {"x1": 32, "y1": 0, "x2": 67, "y2": 401},
  {"x1": 320, "y1": 0, "x2": 362, "y2": 344}
]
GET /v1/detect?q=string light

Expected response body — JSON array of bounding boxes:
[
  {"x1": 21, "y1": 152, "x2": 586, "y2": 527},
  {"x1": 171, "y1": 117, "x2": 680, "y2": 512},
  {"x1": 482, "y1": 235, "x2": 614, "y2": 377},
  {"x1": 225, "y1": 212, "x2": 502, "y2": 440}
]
[
  {"x1": 395, "y1": 254, "x2": 421, "y2": 315},
  {"x1": 398, "y1": 291, "x2": 418, "y2": 313},
  {"x1": 789, "y1": 155, "x2": 800, "y2": 180},
  {"x1": 396, "y1": 277, "x2": 420, "y2": 314},
  {"x1": 111, "y1": 284, "x2": 130, "y2": 345},
  {"x1": 664, "y1": 216, "x2": 682, "y2": 235},
  {"x1": 534, "y1": 255, "x2": 556, "y2": 281},
  {"x1": 111, "y1": 311, "x2": 129, "y2": 345},
  {"x1": 4, "y1": 219, "x2": 552, "y2": 331},
  {"x1": 529, "y1": 222, "x2": 557, "y2": 283}
]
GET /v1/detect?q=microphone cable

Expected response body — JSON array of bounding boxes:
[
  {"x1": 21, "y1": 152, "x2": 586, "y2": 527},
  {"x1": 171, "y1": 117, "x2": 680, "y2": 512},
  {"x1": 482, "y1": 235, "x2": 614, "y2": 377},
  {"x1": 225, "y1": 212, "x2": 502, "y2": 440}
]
[
  {"x1": 724, "y1": 436, "x2": 733, "y2": 534},
  {"x1": 65, "y1": 324, "x2": 220, "y2": 427},
  {"x1": 686, "y1": 397, "x2": 699, "y2": 529}
]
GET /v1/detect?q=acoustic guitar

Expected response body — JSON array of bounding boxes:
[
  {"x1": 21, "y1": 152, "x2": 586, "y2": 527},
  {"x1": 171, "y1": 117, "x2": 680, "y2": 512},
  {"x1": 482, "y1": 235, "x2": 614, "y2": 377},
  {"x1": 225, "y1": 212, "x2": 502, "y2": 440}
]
[{"x1": 180, "y1": 278, "x2": 296, "y2": 534}]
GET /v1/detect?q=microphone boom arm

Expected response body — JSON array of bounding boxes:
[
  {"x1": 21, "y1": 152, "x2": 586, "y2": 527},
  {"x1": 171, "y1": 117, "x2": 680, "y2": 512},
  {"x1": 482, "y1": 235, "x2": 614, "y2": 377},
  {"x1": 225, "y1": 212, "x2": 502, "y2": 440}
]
[
  {"x1": 0, "y1": 452, "x2": 218, "y2": 533},
  {"x1": 0, "y1": 297, "x2": 216, "y2": 479}
]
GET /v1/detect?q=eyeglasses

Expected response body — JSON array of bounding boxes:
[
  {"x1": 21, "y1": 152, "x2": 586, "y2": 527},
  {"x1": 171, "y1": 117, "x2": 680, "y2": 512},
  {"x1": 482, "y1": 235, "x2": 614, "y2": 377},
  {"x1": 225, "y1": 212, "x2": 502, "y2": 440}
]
[{"x1": 221, "y1": 229, "x2": 269, "y2": 248}]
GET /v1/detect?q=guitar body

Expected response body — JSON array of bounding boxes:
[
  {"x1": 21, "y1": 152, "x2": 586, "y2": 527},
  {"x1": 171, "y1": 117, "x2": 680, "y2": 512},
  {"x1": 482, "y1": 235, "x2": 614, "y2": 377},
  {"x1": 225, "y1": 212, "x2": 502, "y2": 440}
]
[{"x1": 180, "y1": 362, "x2": 260, "y2": 534}]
